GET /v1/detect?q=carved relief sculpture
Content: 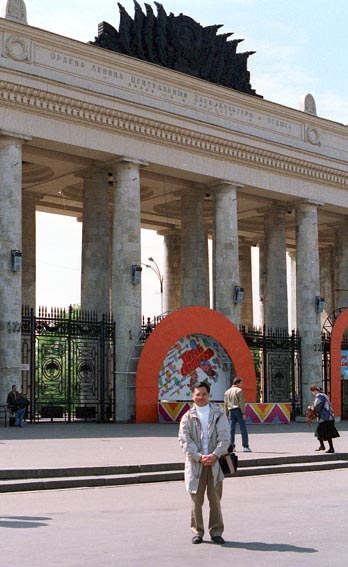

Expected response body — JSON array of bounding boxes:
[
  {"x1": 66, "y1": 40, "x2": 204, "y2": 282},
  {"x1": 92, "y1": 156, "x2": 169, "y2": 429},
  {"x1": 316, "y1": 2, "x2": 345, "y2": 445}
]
[
  {"x1": 0, "y1": 0, "x2": 28, "y2": 24},
  {"x1": 91, "y1": 1, "x2": 259, "y2": 96}
]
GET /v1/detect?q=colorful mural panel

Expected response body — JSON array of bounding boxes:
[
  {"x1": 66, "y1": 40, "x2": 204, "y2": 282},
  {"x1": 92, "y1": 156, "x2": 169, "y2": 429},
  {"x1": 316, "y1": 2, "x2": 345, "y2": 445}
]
[
  {"x1": 158, "y1": 334, "x2": 231, "y2": 401},
  {"x1": 341, "y1": 350, "x2": 348, "y2": 380},
  {"x1": 158, "y1": 401, "x2": 291, "y2": 424},
  {"x1": 246, "y1": 403, "x2": 291, "y2": 424}
]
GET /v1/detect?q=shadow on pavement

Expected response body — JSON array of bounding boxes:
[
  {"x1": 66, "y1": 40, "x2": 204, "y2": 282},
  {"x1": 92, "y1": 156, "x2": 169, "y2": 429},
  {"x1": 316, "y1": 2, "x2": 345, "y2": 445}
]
[
  {"x1": 221, "y1": 540, "x2": 317, "y2": 553},
  {"x1": 0, "y1": 515, "x2": 52, "y2": 529}
]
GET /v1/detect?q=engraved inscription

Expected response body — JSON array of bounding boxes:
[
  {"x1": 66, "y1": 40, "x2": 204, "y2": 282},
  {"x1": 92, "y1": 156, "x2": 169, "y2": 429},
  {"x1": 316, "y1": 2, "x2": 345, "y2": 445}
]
[
  {"x1": 36, "y1": 47, "x2": 300, "y2": 139},
  {"x1": 129, "y1": 75, "x2": 188, "y2": 102},
  {"x1": 50, "y1": 52, "x2": 85, "y2": 68}
]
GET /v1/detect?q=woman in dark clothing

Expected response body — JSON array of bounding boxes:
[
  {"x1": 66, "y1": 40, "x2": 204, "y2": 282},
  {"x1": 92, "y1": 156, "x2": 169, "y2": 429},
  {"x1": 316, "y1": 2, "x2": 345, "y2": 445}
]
[{"x1": 309, "y1": 384, "x2": 340, "y2": 454}]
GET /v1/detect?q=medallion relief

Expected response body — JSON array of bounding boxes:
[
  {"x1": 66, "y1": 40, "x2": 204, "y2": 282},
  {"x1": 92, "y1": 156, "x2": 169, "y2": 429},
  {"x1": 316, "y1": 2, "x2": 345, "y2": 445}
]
[
  {"x1": 5, "y1": 35, "x2": 30, "y2": 62},
  {"x1": 305, "y1": 125, "x2": 321, "y2": 146}
]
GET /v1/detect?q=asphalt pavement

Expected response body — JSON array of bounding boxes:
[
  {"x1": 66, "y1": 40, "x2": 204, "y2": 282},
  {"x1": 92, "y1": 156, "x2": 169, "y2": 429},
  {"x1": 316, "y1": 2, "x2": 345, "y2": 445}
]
[
  {"x1": 0, "y1": 464, "x2": 347, "y2": 567},
  {"x1": 1, "y1": 420, "x2": 347, "y2": 470},
  {"x1": 1, "y1": 420, "x2": 348, "y2": 566}
]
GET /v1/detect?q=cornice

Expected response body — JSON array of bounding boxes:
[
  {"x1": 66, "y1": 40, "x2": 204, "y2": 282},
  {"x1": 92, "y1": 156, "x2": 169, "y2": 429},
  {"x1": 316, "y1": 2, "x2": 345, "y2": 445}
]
[{"x1": 1, "y1": 79, "x2": 348, "y2": 189}]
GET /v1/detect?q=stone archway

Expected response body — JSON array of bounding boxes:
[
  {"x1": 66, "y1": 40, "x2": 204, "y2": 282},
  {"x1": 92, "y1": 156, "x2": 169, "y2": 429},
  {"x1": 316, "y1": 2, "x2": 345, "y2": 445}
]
[
  {"x1": 330, "y1": 308, "x2": 348, "y2": 417},
  {"x1": 136, "y1": 306, "x2": 256, "y2": 423}
]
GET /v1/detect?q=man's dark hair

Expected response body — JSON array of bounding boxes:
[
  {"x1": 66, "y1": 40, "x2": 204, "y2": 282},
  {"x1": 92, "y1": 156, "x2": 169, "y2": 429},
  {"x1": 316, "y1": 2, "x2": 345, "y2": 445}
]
[{"x1": 191, "y1": 381, "x2": 210, "y2": 393}]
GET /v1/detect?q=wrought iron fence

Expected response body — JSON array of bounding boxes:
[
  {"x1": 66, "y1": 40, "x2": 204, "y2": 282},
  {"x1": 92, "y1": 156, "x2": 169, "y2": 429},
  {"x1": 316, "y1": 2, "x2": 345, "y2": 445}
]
[
  {"x1": 240, "y1": 326, "x2": 302, "y2": 418},
  {"x1": 21, "y1": 306, "x2": 115, "y2": 423}
]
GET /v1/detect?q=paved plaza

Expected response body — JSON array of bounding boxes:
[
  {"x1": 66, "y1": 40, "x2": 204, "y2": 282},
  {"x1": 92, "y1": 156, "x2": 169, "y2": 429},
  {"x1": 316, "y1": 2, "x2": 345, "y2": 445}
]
[
  {"x1": 1, "y1": 420, "x2": 347, "y2": 470},
  {"x1": 0, "y1": 421, "x2": 348, "y2": 565},
  {"x1": 0, "y1": 467, "x2": 347, "y2": 566}
]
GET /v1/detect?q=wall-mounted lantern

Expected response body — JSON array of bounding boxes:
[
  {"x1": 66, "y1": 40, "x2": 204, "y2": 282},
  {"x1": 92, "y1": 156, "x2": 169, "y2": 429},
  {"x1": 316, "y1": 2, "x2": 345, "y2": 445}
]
[
  {"x1": 11, "y1": 250, "x2": 22, "y2": 272},
  {"x1": 234, "y1": 286, "x2": 244, "y2": 304},
  {"x1": 131, "y1": 264, "x2": 142, "y2": 285},
  {"x1": 315, "y1": 296, "x2": 325, "y2": 313}
]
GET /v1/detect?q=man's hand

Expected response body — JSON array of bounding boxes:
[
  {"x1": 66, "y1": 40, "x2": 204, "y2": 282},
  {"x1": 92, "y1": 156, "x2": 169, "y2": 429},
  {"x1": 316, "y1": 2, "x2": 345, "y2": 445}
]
[{"x1": 201, "y1": 453, "x2": 218, "y2": 466}]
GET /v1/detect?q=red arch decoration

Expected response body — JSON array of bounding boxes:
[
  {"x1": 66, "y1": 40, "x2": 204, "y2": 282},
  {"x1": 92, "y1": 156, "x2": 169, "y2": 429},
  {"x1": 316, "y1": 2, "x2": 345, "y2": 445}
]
[
  {"x1": 330, "y1": 308, "x2": 348, "y2": 417},
  {"x1": 136, "y1": 306, "x2": 257, "y2": 423}
]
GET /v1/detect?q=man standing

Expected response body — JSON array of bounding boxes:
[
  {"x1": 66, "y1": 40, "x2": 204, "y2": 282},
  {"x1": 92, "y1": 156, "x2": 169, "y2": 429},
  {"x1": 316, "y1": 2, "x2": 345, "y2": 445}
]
[
  {"x1": 178, "y1": 381, "x2": 230, "y2": 545},
  {"x1": 7, "y1": 384, "x2": 19, "y2": 414},
  {"x1": 224, "y1": 377, "x2": 251, "y2": 452},
  {"x1": 15, "y1": 392, "x2": 29, "y2": 427}
]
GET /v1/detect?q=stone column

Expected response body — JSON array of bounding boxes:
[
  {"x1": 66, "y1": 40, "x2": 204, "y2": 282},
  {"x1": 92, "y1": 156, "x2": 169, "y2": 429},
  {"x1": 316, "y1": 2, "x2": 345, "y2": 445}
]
[
  {"x1": 22, "y1": 191, "x2": 38, "y2": 310},
  {"x1": 288, "y1": 250, "x2": 297, "y2": 331},
  {"x1": 180, "y1": 189, "x2": 209, "y2": 307},
  {"x1": 334, "y1": 225, "x2": 348, "y2": 310},
  {"x1": 320, "y1": 246, "x2": 334, "y2": 327},
  {"x1": 204, "y1": 227, "x2": 210, "y2": 307},
  {"x1": 263, "y1": 205, "x2": 288, "y2": 330},
  {"x1": 0, "y1": 135, "x2": 25, "y2": 403},
  {"x1": 212, "y1": 182, "x2": 240, "y2": 325},
  {"x1": 258, "y1": 242, "x2": 265, "y2": 328},
  {"x1": 111, "y1": 158, "x2": 145, "y2": 422},
  {"x1": 161, "y1": 228, "x2": 181, "y2": 312},
  {"x1": 80, "y1": 167, "x2": 110, "y2": 317},
  {"x1": 296, "y1": 201, "x2": 322, "y2": 411},
  {"x1": 239, "y1": 240, "x2": 253, "y2": 327}
]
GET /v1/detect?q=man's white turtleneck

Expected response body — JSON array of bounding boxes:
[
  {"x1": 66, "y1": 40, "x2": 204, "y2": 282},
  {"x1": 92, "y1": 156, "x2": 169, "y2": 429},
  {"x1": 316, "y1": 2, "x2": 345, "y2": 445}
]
[{"x1": 195, "y1": 403, "x2": 210, "y2": 455}]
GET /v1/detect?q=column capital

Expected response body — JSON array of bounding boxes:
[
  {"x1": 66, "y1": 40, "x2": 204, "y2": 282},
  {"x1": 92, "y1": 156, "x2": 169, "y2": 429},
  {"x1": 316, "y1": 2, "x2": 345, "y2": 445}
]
[
  {"x1": 75, "y1": 165, "x2": 110, "y2": 180},
  {"x1": 210, "y1": 180, "x2": 244, "y2": 192},
  {"x1": 157, "y1": 227, "x2": 181, "y2": 237},
  {"x1": 239, "y1": 238, "x2": 253, "y2": 249},
  {"x1": 108, "y1": 157, "x2": 148, "y2": 169},
  {"x1": 257, "y1": 202, "x2": 290, "y2": 215},
  {"x1": 334, "y1": 220, "x2": 348, "y2": 233},
  {"x1": 295, "y1": 199, "x2": 324, "y2": 210},
  {"x1": 22, "y1": 190, "x2": 44, "y2": 203},
  {"x1": 0, "y1": 130, "x2": 31, "y2": 144}
]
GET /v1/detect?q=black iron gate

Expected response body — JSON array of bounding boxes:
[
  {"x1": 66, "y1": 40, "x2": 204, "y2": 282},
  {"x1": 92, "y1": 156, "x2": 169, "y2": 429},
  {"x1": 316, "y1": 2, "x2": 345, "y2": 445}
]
[
  {"x1": 240, "y1": 327, "x2": 302, "y2": 418},
  {"x1": 21, "y1": 306, "x2": 115, "y2": 422}
]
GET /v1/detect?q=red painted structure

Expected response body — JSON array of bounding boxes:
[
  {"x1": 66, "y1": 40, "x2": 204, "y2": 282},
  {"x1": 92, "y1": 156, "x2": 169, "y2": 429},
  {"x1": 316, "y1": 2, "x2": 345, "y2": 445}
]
[
  {"x1": 136, "y1": 306, "x2": 257, "y2": 423},
  {"x1": 330, "y1": 308, "x2": 348, "y2": 417}
]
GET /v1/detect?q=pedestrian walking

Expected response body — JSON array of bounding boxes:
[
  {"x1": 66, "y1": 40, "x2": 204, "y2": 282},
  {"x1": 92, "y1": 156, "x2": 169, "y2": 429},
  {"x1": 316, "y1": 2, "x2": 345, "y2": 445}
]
[
  {"x1": 309, "y1": 384, "x2": 339, "y2": 453},
  {"x1": 224, "y1": 376, "x2": 251, "y2": 452},
  {"x1": 178, "y1": 381, "x2": 230, "y2": 545}
]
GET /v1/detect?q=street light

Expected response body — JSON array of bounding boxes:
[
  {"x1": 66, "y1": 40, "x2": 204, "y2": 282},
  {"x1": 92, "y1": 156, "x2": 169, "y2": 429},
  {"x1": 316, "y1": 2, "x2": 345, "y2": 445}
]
[{"x1": 143, "y1": 257, "x2": 164, "y2": 314}]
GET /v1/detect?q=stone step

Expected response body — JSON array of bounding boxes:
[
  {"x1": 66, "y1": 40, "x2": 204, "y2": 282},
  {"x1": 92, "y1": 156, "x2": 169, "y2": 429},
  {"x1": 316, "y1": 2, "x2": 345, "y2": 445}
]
[{"x1": 0, "y1": 454, "x2": 347, "y2": 493}]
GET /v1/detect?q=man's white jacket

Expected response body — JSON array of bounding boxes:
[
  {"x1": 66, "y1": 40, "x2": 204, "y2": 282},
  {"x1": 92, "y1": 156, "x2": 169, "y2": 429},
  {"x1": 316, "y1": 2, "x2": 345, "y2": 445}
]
[{"x1": 178, "y1": 402, "x2": 230, "y2": 493}]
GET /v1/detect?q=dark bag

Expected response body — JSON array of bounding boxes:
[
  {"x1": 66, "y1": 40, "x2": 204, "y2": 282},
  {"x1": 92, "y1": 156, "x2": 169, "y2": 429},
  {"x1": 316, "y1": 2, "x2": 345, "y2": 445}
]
[
  {"x1": 219, "y1": 446, "x2": 238, "y2": 476},
  {"x1": 9, "y1": 416, "x2": 16, "y2": 427}
]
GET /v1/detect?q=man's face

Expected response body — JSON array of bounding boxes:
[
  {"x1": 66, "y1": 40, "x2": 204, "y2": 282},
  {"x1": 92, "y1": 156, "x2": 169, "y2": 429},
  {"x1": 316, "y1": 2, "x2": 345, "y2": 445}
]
[{"x1": 192, "y1": 386, "x2": 209, "y2": 407}]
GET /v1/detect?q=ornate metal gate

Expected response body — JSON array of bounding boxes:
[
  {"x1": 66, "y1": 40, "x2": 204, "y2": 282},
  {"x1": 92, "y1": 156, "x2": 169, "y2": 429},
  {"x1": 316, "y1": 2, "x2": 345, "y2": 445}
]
[
  {"x1": 21, "y1": 306, "x2": 115, "y2": 422},
  {"x1": 241, "y1": 327, "x2": 302, "y2": 417}
]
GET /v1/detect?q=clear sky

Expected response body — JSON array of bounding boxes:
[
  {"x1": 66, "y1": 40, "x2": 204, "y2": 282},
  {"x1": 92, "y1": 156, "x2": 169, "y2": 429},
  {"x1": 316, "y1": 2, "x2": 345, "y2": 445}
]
[{"x1": 30, "y1": 0, "x2": 348, "y2": 314}]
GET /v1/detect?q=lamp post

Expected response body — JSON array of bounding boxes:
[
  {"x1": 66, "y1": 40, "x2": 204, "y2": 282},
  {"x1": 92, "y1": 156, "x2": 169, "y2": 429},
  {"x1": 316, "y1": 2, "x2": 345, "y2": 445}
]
[{"x1": 143, "y1": 257, "x2": 164, "y2": 314}]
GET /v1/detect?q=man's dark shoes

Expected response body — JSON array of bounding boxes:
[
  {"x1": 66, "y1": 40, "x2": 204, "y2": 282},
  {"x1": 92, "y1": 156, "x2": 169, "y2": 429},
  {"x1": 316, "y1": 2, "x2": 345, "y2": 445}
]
[
  {"x1": 326, "y1": 448, "x2": 335, "y2": 453},
  {"x1": 315, "y1": 446, "x2": 325, "y2": 451},
  {"x1": 192, "y1": 536, "x2": 203, "y2": 544},
  {"x1": 211, "y1": 536, "x2": 225, "y2": 544}
]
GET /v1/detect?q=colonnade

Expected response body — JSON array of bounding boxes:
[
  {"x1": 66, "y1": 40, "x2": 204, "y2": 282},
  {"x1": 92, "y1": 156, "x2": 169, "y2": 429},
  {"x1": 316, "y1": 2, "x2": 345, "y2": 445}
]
[{"x1": 3, "y1": 136, "x2": 348, "y2": 417}]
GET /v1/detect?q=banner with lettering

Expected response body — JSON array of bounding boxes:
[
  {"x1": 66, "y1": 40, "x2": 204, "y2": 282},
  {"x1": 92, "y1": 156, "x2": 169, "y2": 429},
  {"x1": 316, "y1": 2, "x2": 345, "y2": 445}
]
[
  {"x1": 341, "y1": 350, "x2": 348, "y2": 380},
  {"x1": 158, "y1": 334, "x2": 231, "y2": 401}
]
